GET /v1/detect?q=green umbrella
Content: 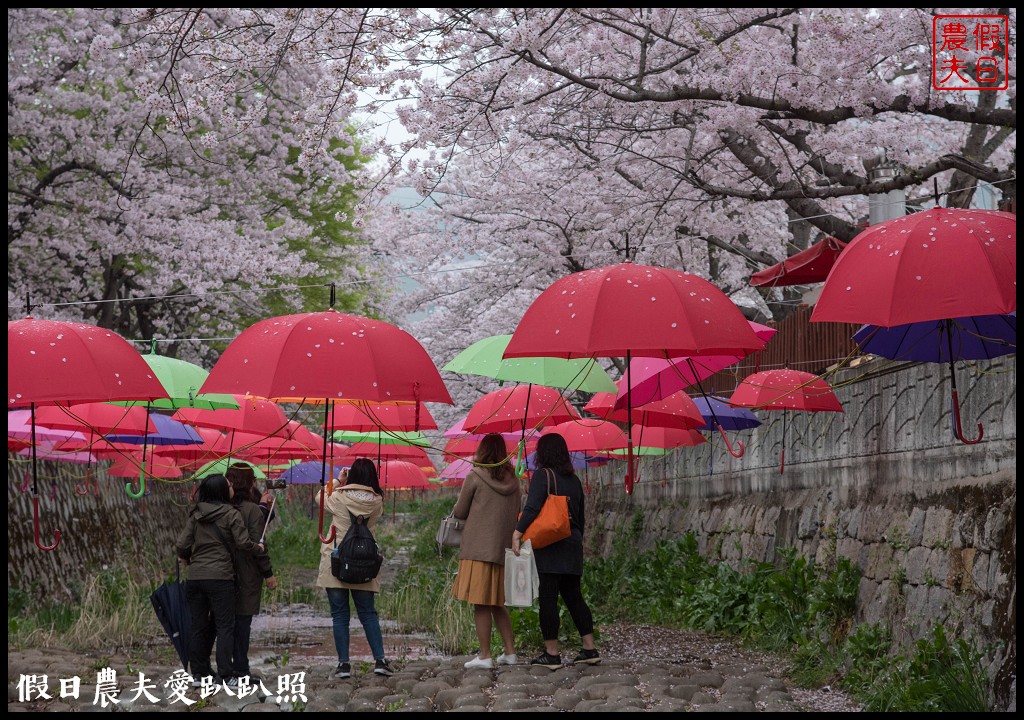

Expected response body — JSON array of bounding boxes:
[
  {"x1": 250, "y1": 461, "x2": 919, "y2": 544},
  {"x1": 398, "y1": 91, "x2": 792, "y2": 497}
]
[
  {"x1": 116, "y1": 353, "x2": 239, "y2": 410},
  {"x1": 443, "y1": 335, "x2": 617, "y2": 393},
  {"x1": 603, "y1": 446, "x2": 673, "y2": 457},
  {"x1": 331, "y1": 429, "x2": 432, "y2": 447},
  {"x1": 192, "y1": 458, "x2": 266, "y2": 479}
]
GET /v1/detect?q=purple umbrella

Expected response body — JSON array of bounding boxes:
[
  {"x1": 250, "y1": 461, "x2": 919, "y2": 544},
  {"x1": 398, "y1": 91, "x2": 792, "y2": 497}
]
[
  {"x1": 693, "y1": 396, "x2": 762, "y2": 431},
  {"x1": 106, "y1": 413, "x2": 204, "y2": 446},
  {"x1": 280, "y1": 461, "x2": 350, "y2": 486},
  {"x1": 853, "y1": 313, "x2": 1016, "y2": 362}
]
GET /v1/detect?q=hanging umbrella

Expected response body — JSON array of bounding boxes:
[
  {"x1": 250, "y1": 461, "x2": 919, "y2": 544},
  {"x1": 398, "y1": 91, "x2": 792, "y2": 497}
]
[
  {"x1": 730, "y1": 369, "x2": 843, "y2": 473},
  {"x1": 542, "y1": 419, "x2": 629, "y2": 453},
  {"x1": 150, "y1": 563, "x2": 192, "y2": 670},
  {"x1": 34, "y1": 403, "x2": 157, "y2": 435},
  {"x1": 443, "y1": 434, "x2": 539, "y2": 459},
  {"x1": 106, "y1": 413, "x2": 204, "y2": 446},
  {"x1": 337, "y1": 443, "x2": 432, "y2": 465},
  {"x1": 174, "y1": 395, "x2": 291, "y2": 438},
  {"x1": 8, "y1": 318, "x2": 169, "y2": 551},
  {"x1": 584, "y1": 390, "x2": 705, "y2": 430},
  {"x1": 444, "y1": 334, "x2": 616, "y2": 392},
  {"x1": 524, "y1": 450, "x2": 597, "y2": 471},
  {"x1": 109, "y1": 452, "x2": 183, "y2": 479},
  {"x1": 280, "y1": 461, "x2": 350, "y2": 486},
  {"x1": 332, "y1": 429, "x2": 431, "y2": 447},
  {"x1": 625, "y1": 424, "x2": 707, "y2": 450},
  {"x1": 692, "y1": 396, "x2": 762, "y2": 431},
  {"x1": 853, "y1": 314, "x2": 1016, "y2": 362},
  {"x1": 16, "y1": 441, "x2": 97, "y2": 464},
  {"x1": 439, "y1": 458, "x2": 476, "y2": 480},
  {"x1": 378, "y1": 460, "x2": 432, "y2": 490},
  {"x1": 114, "y1": 352, "x2": 238, "y2": 410},
  {"x1": 192, "y1": 457, "x2": 266, "y2": 479},
  {"x1": 612, "y1": 321, "x2": 777, "y2": 409},
  {"x1": 750, "y1": 236, "x2": 848, "y2": 287},
  {"x1": 464, "y1": 385, "x2": 581, "y2": 434},
  {"x1": 325, "y1": 401, "x2": 438, "y2": 432},
  {"x1": 812, "y1": 206, "x2": 1015, "y2": 444},
  {"x1": 8, "y1": 410, "x2": 86, "y2": 444},
  {"x1": 503, "y1": 261, "x2": 761, "y2": 492}
]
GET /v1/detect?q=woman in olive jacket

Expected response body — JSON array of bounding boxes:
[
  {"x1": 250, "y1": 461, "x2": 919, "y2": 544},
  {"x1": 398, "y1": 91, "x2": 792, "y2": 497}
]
[
  {"x1": 452, "y1": 433, "x2": 522, "y2": 669},
  {"x1": 227, "y1": 464, "x2": 277, "y2": 680},
  {"x1": 176, "y1": 474, "x2": 262, "y2": 684}
]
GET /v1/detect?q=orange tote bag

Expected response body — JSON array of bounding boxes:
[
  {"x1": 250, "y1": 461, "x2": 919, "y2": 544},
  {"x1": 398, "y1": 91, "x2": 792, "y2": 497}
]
[{"x1": 522, "y1": 469, "x2": 571, "y2": 549}]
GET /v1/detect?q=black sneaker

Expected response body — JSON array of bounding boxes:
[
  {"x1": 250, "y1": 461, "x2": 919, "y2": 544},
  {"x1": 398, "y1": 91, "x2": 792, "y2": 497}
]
[
  {"x1": 529, "y1": 652, "x2": 562, "y2": 670},
  {"x1": 334, "y1": 662, "x2": 351, "y2": 679},
  {"x1": 572, "y1": 648, "x2": 601, "y2": 665},
  {"x1": 373, "y1": 659, "x2": 395, "y2": 676}
]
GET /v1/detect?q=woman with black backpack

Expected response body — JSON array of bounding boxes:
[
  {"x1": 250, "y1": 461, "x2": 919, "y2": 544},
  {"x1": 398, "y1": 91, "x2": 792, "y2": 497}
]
[{"x1": 314, "y1": 458, "x2": 395, "y2": 679}]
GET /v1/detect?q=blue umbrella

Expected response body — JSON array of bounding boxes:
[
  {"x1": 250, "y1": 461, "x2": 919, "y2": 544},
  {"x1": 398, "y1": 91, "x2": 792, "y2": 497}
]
[
  {"x1": 106, "y1": 412, "x2": 204, "y2": 446},
  {"x1": 853, "y1": 313, "x2": 1015, "y2": 444},
  {"x1": 280, "y1": 461, "x2": 350, "y2": 486},
  {"x1": 853, "y1": 313, "x2": 1016, "y2": 362},
  {"x1": 693, "y1": 396, "x2": 762, "y2": 431}
]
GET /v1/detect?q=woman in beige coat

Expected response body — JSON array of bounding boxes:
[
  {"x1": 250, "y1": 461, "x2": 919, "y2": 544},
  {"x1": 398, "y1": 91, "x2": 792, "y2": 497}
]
[
  {"x1": 452, "y1": 433, "x2": 522, "y2": 669},
  {"x1": 315, "y1": 458, "x2": 393, "y2": 679}
]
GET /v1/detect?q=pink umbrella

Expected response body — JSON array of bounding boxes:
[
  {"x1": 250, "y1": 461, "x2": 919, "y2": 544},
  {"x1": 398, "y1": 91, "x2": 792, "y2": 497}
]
[
  {"x1": 8, "y1": 410, "x2": 86, "y2": 444},
  {"x1": 612, "y1": 321, "x2": 777, "y2": 409},
  {"x1": 439, "y1": 458, "x2": 475, "y2": 480},
  {"x1": 17, "y1": 440, "x2": 96, "y2": 464},
  {"x1": 584, "y1": 390, "x2": 705, "y2": 430},
  {"x1": 543, "y1": 419, "x2": 629, "y2": 453}
]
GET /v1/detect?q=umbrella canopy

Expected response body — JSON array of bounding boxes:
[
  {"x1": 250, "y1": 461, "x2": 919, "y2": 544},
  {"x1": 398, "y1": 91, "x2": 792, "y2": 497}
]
[
  {"x1": 503, "y1": 262, "x2": 763, "y2": 359},
  {"x1": 109, "y1": 453, "x2": 183, "y2": 479},
  {"x1": 115, "y1": 353, "x2": 238, "y2": 410},
  {"x1": 337, "y1": 443, "x2": 432, "y2": 464},
  {"x1": 199, "y1": 310, "x2": 452, "y2": 405},
  {"x1": 692, "y1": 396, "x2": 762, "y2": 431},
  {"x1": 443, "y1": 416, "x2": 540, "y2": 442},
  {"x1": 174, "y1": 395, "x2": 290, "y2": 437},
  {"x1": 812, "y1": 207, "x2": 1016, "y2": 327},
  {"x1": 612, "y1": 321, "x2": 777, "y2": 409},
  {"x1": 627, "y1": 424, "x2": 706, "y2": 450},
  {"x1": 150, "y1": 572, "x2": 191, "y2": 670},
  {"x1": 543, "y1": 419, "x2": 629, "y2": 453},
  {"x1": 192, "y1": 458, "x2": 266, "y2": 479},
  {"x1": 280, "y1": 461, "x2": 351, "y2": 485},
  {"x1": 153, "y1": 426, "x2": 223, "y2": 464},
  {"x1": 8, "y1": 318, "x2": 169, "y2": 408},
  {"x1": 378, "y1": 460, "x2": 432, "y2": 490},
  {"x1": 34, "y1": 403, "x2": 157, "y2": 435},
  {"x1": 443, "y1": 434, "x2": 538, "y2": 459},
  {"x1": 750, "y1": 236, "x2": 848, "y2": 287},
  {"x1": 8, "y1": 410, "x2": 86, "y2": 444},
  {"x1": 16, "y1": 442, "x2": 97, "y2": 464},
  {"x1": 584, "y1": 390, "x2": 705, "y2": 430},
  {"x1": 464, "y1": 385, "x2": 581, "y2": 434},
  {"x1": 524, "y1": 450, "x2": 600, "y2": 471},
  {"x1": 106, "y1": 413, "x2": 204, "y2": 446},
  {"x1": 730, "y1": 369, "x2": 843, "y2": 413},
  {"x1": 853, "y1": 314, "x2": 1016, "y2": 362},
  {"x1": 439, "y1": 458, "x2": 476, "y2": 480},
  {"x1": 332, "y1": 429, "x2": 431, "y2": 447},
  {"x1": 325, "y1": 401, "x2": 438, "y2": 432},
  {"x1": 444, "y1": 334, "x2": 616, "y2": 392}
]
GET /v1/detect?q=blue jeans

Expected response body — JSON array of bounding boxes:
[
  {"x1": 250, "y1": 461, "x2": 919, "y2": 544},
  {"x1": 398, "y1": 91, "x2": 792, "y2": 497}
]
[{"x1": 325, "y1": 587, "x2": 385, "y2": 662}]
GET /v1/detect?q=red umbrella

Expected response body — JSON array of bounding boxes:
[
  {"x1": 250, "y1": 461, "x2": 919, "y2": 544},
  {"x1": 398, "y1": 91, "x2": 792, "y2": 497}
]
[
  {"x1": 325, "y1": 401, "x2": 438, "y2": 432},
  {"x1": 200, "y1": 309, "x2": 451, "y2": 543},
  {"x1": 338, "y1": 444, "x2": 432, "y2": 465},
  {"x1": 378, "y1": 460, "x2": 432, "y2": 490},
  {"x1": 626, "y1": 424, "x2": 706, "y2": 450},
  {"x1": 584, "y1": 390, "x2": 705, "y2": 430},
  {"x1": 109, "y1": 452, "x2": 183, "y2": 480},
  {"x1": 443, "y1": 434, "x2": 539, "y2": 459},
  {"x1": 8, "y1": 318, "x2": 169, "y2": 551},
  {"x1": 730, "y1": 369, "x2": 843, "y2": 473},
  {"x1": 174, "y1": 395, "x2": 291, "y2": 437},
  {"x1": 750, "y1": 236, "x2": 848, "y2": 287},
  {"x1": 504, "y1": 261, "x2": 762, "y2": 491},
  {"x1": 544, "y1": 419, "x2": 629, "y2": 453},
  {"x1": 812, "y1": 207, "x2": 1015, "y2": 444},
  {"x1": 464, "y1": 385, "x2": 581, "y2": 434},
  {"x1": 34, "y1": 403, "x2": 157, "y2": 436}
]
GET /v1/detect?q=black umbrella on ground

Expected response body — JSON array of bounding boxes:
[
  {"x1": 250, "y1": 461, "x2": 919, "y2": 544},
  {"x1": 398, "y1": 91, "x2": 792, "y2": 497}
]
[{"x1": 150, "y1": 561, "x2": 191, "y2": 670}]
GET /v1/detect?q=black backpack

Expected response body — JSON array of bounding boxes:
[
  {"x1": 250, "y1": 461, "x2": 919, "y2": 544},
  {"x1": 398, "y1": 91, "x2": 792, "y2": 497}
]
[{"x1": 331, "y1": 512, "x2": 384, "y2": 584}]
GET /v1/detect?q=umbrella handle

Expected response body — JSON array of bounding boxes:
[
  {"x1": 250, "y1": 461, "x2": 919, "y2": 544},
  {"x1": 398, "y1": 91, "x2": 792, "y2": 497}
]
[
  {"x1": 951, "y1": 390, "x2": 983, "y2": 445},
  {"x1": 718, "y1": 425, "x2": 745, "y2": 458},
  {"x1": 317, "y1": 489, "x2": 337, "y2": 544},
  {"x1": 126, "y1": 470, "x2": 146, "y2": 499},
  {"x1": 32, "y1": 496, "x2": 62, "y2": 552}
]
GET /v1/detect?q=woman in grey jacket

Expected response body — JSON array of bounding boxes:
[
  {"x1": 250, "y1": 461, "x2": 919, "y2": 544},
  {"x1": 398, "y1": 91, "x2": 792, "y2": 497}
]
[
  {"x1": 452, "y1": 433, "x2": 522, "y2": 669},
  {"x1": 176, "y1": 474, "x2": 262, "y2": 685}
]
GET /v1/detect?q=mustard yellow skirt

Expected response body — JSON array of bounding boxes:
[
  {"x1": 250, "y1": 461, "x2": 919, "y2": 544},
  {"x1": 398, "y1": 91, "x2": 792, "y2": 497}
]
[{"x1": 451, "y1": 559, "x2": 505, "y2": 606}]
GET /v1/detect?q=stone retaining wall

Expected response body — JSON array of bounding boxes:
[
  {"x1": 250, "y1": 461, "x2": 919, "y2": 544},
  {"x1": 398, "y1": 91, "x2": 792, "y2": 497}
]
[{"x1": 586, "y1": 357, "x2": 1016, "y2": 709}]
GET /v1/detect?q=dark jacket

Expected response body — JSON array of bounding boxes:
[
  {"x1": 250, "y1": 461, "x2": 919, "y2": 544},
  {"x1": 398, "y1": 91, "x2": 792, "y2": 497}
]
[
  {"x1": 515, "y1": 468, "x2": 585, "y2": 575},
  {"x1": 175, "y1": 501, "x2": 257, "y2": 581},
  {"x1": 454, "y1": 466, "x2": 521, "y2": 565},
  {"x1": 234, "y1": 499, "x2": 274, "y2": 615}
]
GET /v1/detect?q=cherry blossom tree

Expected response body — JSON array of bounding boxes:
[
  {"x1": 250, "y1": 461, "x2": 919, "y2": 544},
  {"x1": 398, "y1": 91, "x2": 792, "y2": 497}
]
[{"x1": 7, "y1": 8, "x2": 376, "y2": 362}]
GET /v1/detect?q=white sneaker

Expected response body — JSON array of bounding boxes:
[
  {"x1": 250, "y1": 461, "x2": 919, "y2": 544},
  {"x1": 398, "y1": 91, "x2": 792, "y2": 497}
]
[
  {"x1": 496, "y1": 653, "x2": 518, "y2": 666},
  {"x1": 464, "y1": 656, "x2": 495, "y2": 669}
]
